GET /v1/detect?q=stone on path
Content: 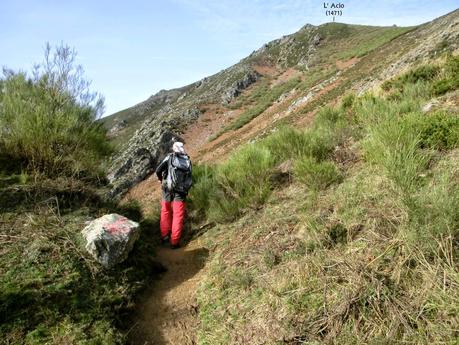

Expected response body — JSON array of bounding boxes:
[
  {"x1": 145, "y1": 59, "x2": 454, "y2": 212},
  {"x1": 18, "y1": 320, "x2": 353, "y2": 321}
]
[{"x1": 81, "y1": 214, "x2": 140, "y2": 268}]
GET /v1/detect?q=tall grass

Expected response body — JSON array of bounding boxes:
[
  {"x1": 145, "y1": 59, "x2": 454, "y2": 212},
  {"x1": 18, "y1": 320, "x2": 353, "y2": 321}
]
[
  {"x1": 188, "y1": 165, "x2": 217, "y2": 215},
  {"x1": 261, "y1": 126, "x2": 331, "y2": 162},
  {"x1": 362, "y1": 115, "x2": 430, "y2": 194},
  {"x1": 0, "y1": 43, "x2": 111, "y2": 178},
  {"x1": 294, "y1": 157, "x2": 342, "y2": 189},
  {"x1": 192, "y1": 105, "x2": 350, "y2": 222},
  {"x1": 208, "y1": 145, "x2": 275, "y2": 222},
  {"x1": 195, "y1": 54, "x2": 459, "y2": 345},
  {"x1": 432, "y1": 54, "x2": 459, "y2": 95}
]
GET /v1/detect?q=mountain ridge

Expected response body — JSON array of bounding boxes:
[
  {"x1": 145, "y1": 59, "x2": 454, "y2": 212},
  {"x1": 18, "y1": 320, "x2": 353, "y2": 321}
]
[
  {"x1": 106, "y1": 10, "x2": 459, "y2": 200},
  {"x1": 101, "y1": 21, "x2": 411, "y2": 138}
]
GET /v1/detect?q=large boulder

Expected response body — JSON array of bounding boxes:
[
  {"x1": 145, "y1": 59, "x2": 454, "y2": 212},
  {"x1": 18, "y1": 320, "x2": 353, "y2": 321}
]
[{"x1": 81, "y1": 214, "x2": 140, "y2": 268}]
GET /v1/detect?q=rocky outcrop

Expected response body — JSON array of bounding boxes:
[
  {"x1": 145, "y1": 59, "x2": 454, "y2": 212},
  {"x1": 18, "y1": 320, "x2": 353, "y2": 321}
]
[
  {"x1": 81, "y1": 214, "x2": 140, "y2": 268},
  {"x1": 248, "y1": 24, "x2": 319, "y2": 69},
  {"x1": 107, "y1": 119, "x2": 128, "y2": 138},
  {"x1": 222, "y1": 70, "x2": 260, "y2": 104},
  {"x1": 107, "y1": 122, "x2": 181, "y2": 199},
  {"x1": 106, "y1": 65, "x2": 260, "y2": 199},
  {"x1": 107, "y1": 106, "x2": 200, "y2": 199}
]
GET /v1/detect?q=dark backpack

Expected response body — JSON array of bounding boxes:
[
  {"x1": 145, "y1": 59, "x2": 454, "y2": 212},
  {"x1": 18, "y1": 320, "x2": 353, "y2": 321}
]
[{"x1": 167, "y1": 153, "x2": 193, "y2": 193}]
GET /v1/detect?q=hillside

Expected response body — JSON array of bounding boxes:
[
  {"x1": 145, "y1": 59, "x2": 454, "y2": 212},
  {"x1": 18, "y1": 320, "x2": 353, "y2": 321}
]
[
  {"x1": 104, "y1": 20, "x2": 422, "y2": 199},
  {"x1": 2, "y1": 8, "x2": 459, "y2": 345},
  {"x1": 122, "y1": 8, "x2": 459, "y2": 345}
]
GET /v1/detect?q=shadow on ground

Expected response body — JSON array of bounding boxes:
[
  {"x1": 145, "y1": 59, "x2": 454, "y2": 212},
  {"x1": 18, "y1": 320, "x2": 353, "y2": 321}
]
[{"x1": 126, "y1": 241, "x2": 209, "y2": 345}]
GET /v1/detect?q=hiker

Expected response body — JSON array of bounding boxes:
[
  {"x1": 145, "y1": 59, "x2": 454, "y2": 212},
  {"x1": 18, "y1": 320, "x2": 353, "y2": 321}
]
[{"x1": 155, "y1": 141, "x2": 192, "y2": 249}]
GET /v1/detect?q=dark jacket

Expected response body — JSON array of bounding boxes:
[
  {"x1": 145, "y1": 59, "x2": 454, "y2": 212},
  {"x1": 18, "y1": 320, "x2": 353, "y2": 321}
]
[{"x1": 155, "y1": 153, "x2": 172, "y2": 182}]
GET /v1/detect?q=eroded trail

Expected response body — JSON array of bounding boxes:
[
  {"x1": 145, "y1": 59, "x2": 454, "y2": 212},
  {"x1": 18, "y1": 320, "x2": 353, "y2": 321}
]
[{"x1": 129, "y1": 239, "x2": 209, "y2": 345}]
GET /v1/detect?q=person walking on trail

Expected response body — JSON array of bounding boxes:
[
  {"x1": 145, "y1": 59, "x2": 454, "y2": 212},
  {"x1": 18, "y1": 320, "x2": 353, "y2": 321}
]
[{"x1": 155, "y1": 141, "x2": 193, "y2": 249}]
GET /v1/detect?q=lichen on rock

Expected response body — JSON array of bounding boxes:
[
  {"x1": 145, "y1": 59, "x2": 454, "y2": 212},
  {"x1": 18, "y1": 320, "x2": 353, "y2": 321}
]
[{"x1": 81, "y1": 214, "x2": 140, "y2": 268}]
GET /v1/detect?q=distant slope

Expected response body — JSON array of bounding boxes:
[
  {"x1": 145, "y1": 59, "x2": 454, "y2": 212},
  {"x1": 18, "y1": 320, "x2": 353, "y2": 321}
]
[
  {"x1": 104, "y1": 23, "x2": 412, "y2": 144},
  {"x1": 100, "y1": 86, "x2": 191, "y2": 148},
  {"x1": 107, "y1": 10, "x2": 459, "y2": 200}
]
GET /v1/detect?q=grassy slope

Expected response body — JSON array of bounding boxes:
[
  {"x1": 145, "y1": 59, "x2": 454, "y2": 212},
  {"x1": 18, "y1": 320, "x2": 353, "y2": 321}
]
[
  {"x1": 209, "y1": 23, "x2": 412, "y2": 141},
  {"x1": 0, "y1": 176, "x2": 160, "y2": 344},
  {"x1": 316, "y1": 23, "x2": 414, "y2": 61},
  {"x1": 102, "y1": 23, "x2": 412, "y2": 149},
  {"x1": 192, "y1": 56, "x2": 459, "y2": 344},
  {"x1": 2, "y1": 13, "x2": 456, "y2": 345}
]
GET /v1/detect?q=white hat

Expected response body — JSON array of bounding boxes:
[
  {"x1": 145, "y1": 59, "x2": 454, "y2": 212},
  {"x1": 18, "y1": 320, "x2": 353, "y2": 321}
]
[{"x1": 172, "y1": 141, "x2": 186, "y2": 154}]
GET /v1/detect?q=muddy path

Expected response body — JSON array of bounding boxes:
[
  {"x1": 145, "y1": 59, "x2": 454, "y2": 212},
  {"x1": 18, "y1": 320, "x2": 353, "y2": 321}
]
[{"x1": 128, "y1": 238, "x2": 209, "y2": 345}]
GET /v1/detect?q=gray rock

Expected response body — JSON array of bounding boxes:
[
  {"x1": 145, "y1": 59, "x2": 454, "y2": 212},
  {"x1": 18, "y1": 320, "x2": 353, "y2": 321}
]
[
  {"x1": 222, "y1": 70, "x2": 260, "y2": 104},
  {"x1": 81, "y1": 214, "x2": 140, "y2": 268},
  {"x1": 422, "y1": 100, "x2": 440, "y2": 112},
  {"x1": 107, "y1": 125, "x2": 181, "y2": 200},
  {"x1": 107, "y1": 119, "x2": 128, "y2": 138},
  {"x1": 313, "y1": 34, "x2": 321, "y2": 46}
]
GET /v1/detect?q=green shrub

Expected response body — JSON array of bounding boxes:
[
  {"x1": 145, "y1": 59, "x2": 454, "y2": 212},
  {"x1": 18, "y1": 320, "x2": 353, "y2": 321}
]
[
  {"x1": 0, "y1": 43, "x2": 111, "y2": 178},
  {"x1": 302, "y1": 129, "x2": 338, "y2": 161},
  {"x1": 362, "y1": 114, "x2": 430, "y2": 194},
  {"x1": 294, "y1": 157, "x2": 342, "y2": 189},
  {"x1": 405, "y1": 111, "x2": 459, "y2": 150},
  {"x1": 418, "y1": 152, "x2": 459, "y2": 238},
  {"x1": 209, "y1": 145, "x2": 275, "y2": 221},
  {"x1": 400, "y1": 64, "x2": 441, "y2": 84},
  {"x1": 397, "y1": 150, "x2": 459, "y2": 255},
  {"x1": 353, "y1": 85, "x2": 426, "y2": 129},
  {"x1": 218, "y1": 145, "x2": 274, "y2": 201},
  {"x1": 313, "y1": 106, "x2": 345, "y2": 130},
  {"x1": 399, "y1": 81, "x2": 432, "y2": 102},
  {"x1": 432, "y1": 55, "x2": 459, "y2": 95},
  {"x1": 382, "y1": 64, "x2": 440, "y2": 91},
  {"x1": 381, "y1": 56, "x2": 459, "y2": 97},
  {"x1": 201, "y1": 105, "x2": 352, "y2": 221},
  {"x1": 432, "y1": 78, "x2": 457, "y2": 95},
  {"x1": 352, "y1": 94, "x2": 393, "y2": 126},
  {"x1": 260, "y1": 126, "x2": 312, "y2": 163},
  {"x1": 341, "y1": 93, "x2": 355, "y2": 110},
  {"x1": 189, "y1": 164, "x2": 217, "y2": 214}
]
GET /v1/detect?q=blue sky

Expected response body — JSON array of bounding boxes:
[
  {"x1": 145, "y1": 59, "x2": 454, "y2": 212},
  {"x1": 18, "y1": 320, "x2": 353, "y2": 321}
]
[{"x1": 1, "y1": 0, "x2": 458, "y2": 116}]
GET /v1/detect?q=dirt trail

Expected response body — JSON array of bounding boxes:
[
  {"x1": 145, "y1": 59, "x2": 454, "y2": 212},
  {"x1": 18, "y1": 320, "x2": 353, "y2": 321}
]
[
  {"x1": 129, "y1": 238, "x2": 209, "y2": 345},
  {"x1": 123, "y1": 58, "x2": 360, "y2": 344}
]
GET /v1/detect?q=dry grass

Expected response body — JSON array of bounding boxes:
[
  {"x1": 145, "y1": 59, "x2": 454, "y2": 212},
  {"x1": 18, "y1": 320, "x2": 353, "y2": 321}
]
[
  {"x1": 0, "y1": 177, "x2": 159, "y2": 343},
  {"x1": 195, "y1": 57, "x2": 459, "y2": 344},
  {"x1": 197, "y1": 160, "x2": 459, "y2": 344}
]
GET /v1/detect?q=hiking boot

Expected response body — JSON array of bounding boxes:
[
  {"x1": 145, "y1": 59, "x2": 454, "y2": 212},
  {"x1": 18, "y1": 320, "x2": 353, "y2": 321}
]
[
  {"x1": 161, "y1": 235, "x2": 170, "y2": 246},
  {"x1": 170, "y1": 243, "x2": 180, "y2": 250}
]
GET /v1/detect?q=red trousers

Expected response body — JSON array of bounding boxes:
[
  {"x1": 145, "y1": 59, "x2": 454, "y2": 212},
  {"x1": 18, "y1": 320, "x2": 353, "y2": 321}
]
[{"x1": 160, "y1": 200, "x2": 186, "y2": 245}]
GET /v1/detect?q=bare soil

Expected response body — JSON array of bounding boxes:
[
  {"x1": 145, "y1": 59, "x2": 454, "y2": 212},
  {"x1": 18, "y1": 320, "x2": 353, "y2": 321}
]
[
  {"x1": 128, "y1": 239, "x2": 209, "y2": 345},
  {"x1": 336, "y1": 57, "x2": 360, "y2": 70}
]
